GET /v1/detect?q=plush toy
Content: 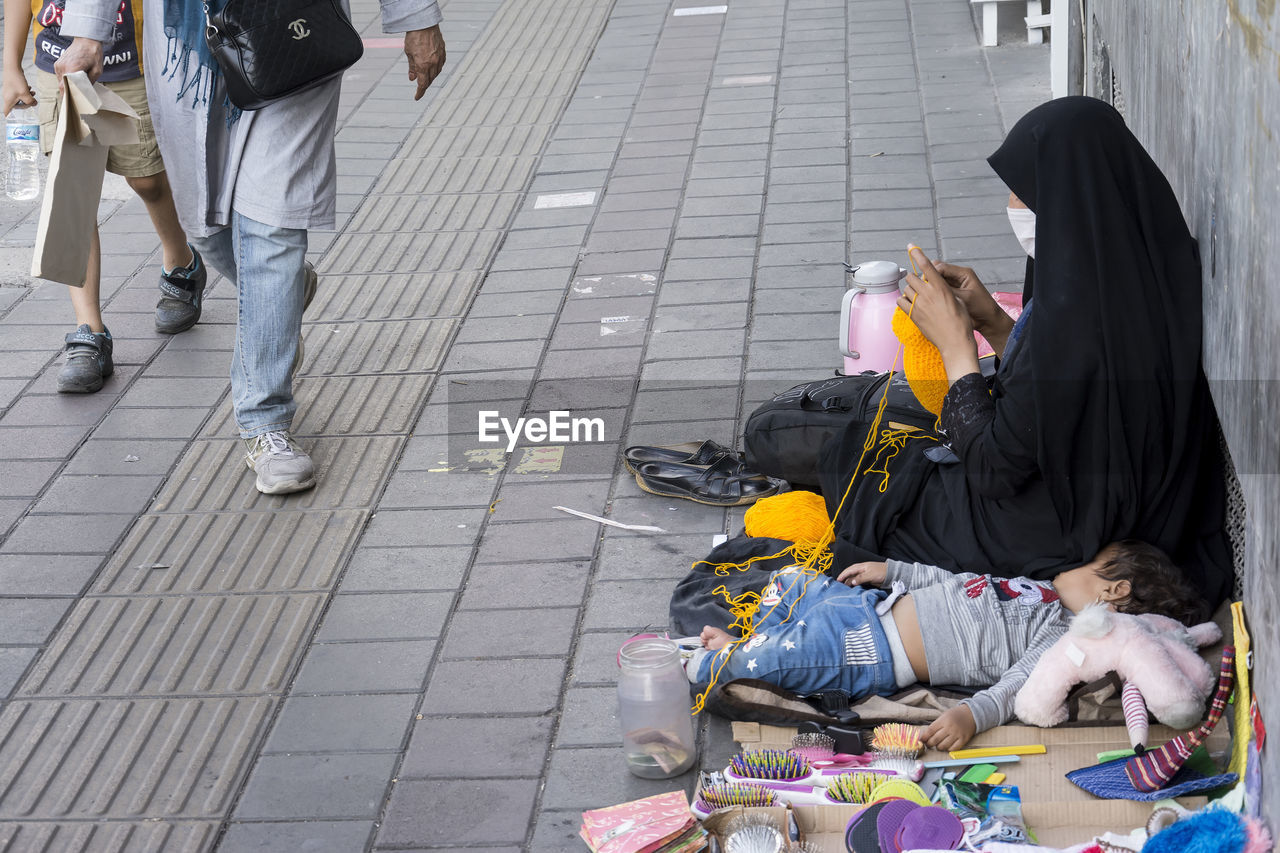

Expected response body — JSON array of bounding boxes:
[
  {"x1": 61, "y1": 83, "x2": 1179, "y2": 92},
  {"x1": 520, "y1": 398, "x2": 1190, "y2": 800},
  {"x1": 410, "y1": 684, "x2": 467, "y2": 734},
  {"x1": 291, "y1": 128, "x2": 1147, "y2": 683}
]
[
  {"x1": 1141, "y1": 805, "x2": 1272, "y2": 853},
  {"x1": 1015, "y1": 604, "x2": 1222, "y2": 733}
]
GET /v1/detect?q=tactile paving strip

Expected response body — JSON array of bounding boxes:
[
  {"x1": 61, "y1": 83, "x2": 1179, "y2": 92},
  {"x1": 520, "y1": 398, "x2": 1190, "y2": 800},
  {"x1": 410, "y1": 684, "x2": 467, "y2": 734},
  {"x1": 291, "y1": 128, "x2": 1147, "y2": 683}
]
[
  {"x1": 18, "y1": 595, "x2": 324, "y2": 696},
  {"x1": 0, "y1": 820, "x2": 217, "y2": 853},
  {"x1": 0, "y1": 697, "x2": 274, "y2": 818},
  {"x1": 0, "y1": 0, "x2": 622, "y2": 836},
  {"x1": 89, "y1": 510, "x2": 368, "y2": 594}
]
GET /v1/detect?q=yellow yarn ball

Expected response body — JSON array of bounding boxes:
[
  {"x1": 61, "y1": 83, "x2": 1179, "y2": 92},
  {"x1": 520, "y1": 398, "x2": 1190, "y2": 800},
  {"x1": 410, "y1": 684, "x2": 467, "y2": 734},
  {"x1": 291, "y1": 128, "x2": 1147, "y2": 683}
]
[
  {"x1": 892, "y1": 309, "x2": 949, "y2": 417},
  {"x1": 743, "y1": 491, "x2": 830, "y2": 544}
]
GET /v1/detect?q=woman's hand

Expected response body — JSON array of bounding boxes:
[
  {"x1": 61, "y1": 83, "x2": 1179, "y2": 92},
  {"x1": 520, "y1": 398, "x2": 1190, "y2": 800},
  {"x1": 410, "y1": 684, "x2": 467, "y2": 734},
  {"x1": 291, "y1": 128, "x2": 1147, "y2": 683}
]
[
  {"x1": 934, "y1": 261, "x2": 1015, "y2": 357},
  {"x1": 932, "y1": 262, "x2": 999, "y2": 332},
  {"x1": 837, "y1": 561, "x2": 888, "y2": 587},
  {"x1": 901, "y1": 246, "x2": 981, "y2": 381},
  {"x1": 922, "y1": 704, "x2": 978, "y2": 751}
]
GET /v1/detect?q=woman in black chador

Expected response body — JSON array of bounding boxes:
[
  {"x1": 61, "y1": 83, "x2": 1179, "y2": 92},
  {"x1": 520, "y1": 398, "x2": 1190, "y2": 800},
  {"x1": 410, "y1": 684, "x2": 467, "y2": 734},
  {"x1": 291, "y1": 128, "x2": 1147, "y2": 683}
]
[{"x1": 819, "y1": 96, "x2": 1232, "y2": 607}]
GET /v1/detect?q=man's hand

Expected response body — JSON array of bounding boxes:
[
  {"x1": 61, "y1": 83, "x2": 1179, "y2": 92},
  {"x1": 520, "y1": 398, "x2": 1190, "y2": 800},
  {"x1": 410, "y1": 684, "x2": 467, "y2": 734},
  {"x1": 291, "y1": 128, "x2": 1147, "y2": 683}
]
[
  {"x1": 837, "y1": 561, "x2": 888, "y2": 587},
  {"x1": 2, "y1": 71, "x2": 35, "y2": 115},
  {"x1": 404, "y1": 25, "x2": 445, "y2": 101},
  {"x1": 922, "y1": 705, "x2": 978, "y2": 752},
  {"x1": 54, "y1": 37, "x2": 104, "y2": 84}
]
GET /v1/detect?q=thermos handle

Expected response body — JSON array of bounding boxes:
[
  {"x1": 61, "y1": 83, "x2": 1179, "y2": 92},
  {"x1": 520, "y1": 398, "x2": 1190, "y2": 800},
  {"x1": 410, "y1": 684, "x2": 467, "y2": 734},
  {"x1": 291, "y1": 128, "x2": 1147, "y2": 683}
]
[{"x1": 839, "y1": 288, "x2": 860, "y2": 359}]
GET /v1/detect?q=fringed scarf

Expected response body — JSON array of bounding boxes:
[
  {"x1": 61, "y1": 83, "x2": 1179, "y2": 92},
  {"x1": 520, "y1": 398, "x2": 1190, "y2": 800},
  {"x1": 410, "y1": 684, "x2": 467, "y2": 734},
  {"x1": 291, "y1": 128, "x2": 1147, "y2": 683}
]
[{"x1": 161, "y1": 0, "x2": 239, "y2": 121}]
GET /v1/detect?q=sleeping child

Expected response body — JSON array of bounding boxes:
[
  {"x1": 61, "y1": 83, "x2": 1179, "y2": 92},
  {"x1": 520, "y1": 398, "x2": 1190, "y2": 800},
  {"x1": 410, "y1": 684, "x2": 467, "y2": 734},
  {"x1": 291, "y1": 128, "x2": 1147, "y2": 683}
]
[{"x1": 686, "y1": 540, "x2": 1205, "y2": 750}]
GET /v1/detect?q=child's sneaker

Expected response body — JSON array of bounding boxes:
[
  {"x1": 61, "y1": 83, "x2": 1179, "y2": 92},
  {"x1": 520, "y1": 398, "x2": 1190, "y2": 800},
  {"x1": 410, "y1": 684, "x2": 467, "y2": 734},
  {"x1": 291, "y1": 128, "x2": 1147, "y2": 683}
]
[
  {"x1": 155, "y1": 246, "x2": 207, "y2": 334},
  {"x1": 56, "y1": 324, "x2": 114, "y2": 393},
  {"x1": 244, "y1": 430, "x2": 316, "y2": 495}
]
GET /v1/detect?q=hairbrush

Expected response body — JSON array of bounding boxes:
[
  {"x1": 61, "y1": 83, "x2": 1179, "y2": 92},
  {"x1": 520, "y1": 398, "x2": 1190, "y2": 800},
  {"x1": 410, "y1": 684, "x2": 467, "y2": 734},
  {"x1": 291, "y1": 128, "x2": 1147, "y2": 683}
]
[
  {"x1": 789, "y1": 731, "x2": 835, "y2": 761},
  {"x1": 724, "y1": 823, "x2": 784, "y2": 853},
  {"x1": 790, "y1": 731, "x2": 872, "y2": 770},
  {"x1": 724, "y1": 813, "x2": 786, "y2": 853},
  {"x1": 864, "y1": 722, "x2": 925, "y2": 779},
  {"x1": 725, "y1": 749, "x2": 811, "y2": 783},
  {"x1": 821, "y1": 771, "x2": 882, "y2": 805},
  {"x1": 691, "y1": 783, "x2": 778, "y2": 819},
  {"x1": 716, "y1": 753, "x2": 829, "y2": 806}
]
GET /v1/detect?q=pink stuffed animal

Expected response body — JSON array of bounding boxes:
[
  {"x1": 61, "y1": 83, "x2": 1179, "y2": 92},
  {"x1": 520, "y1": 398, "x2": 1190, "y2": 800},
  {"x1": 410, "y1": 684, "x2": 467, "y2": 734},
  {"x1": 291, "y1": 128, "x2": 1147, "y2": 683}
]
[{"x1": 1015, "y1": 604, "x2": 1221, "y2": 733}]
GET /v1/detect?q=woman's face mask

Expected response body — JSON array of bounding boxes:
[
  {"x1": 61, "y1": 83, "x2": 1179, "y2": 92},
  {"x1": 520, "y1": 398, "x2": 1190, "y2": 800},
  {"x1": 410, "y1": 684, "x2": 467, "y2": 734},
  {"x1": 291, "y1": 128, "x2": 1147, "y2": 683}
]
[{"x1": 1007, "y1": 207, "x2": 1036, "y2": 258}]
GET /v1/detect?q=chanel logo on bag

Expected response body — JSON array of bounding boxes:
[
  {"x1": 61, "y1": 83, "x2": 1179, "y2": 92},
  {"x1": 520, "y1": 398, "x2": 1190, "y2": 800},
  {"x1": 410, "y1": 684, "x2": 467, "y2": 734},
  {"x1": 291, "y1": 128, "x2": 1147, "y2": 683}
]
[{"x1": 288, "y1": 19, "x2": 311, "y2": 39}]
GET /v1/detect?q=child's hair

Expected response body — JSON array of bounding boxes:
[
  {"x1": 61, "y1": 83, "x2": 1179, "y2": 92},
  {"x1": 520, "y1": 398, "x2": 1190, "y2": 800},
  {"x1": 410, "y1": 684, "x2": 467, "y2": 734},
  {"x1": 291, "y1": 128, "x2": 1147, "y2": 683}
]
[{"x1": 1099, "y1": 540, "x2": 1208, "y2": 625}]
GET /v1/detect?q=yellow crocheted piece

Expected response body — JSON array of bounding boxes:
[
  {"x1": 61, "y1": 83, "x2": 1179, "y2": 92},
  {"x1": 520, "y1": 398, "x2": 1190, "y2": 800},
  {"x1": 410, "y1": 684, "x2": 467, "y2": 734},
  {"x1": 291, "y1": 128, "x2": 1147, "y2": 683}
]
[
  {"x1": 892, "y1": 308, "x2": 949, "y2": 417},
  {"x1": 743, "y1": 490, "x2": 830, "y2": 545}
]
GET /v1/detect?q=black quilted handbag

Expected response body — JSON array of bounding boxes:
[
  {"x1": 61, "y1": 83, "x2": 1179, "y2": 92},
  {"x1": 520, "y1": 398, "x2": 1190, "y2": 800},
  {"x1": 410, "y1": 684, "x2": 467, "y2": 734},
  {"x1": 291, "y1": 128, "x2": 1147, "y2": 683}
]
[{"x1": 204, "y1": 0, "x2": 364, "y2": 110}]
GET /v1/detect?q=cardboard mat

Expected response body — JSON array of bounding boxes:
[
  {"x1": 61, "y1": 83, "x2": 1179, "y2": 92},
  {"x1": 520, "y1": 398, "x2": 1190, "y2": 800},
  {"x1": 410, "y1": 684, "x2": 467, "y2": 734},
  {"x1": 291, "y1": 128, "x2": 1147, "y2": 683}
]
[{"x1": 726, "y1": 721, "x2": 1227, "y2": 848}]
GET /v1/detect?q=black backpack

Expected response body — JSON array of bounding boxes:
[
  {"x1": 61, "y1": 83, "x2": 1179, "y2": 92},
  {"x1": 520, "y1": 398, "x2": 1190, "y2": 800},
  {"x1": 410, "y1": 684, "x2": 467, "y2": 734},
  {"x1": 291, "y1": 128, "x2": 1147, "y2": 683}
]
[{"x1": 743, "y1": 371, "x2": 937, "y2": 487}]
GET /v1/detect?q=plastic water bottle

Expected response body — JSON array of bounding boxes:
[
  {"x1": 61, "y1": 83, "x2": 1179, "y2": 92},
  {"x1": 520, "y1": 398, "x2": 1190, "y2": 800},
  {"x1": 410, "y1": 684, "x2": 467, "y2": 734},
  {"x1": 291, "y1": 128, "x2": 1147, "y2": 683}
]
[{"x1": 6, "y1": 106, "x2": 41, "y2": 201}]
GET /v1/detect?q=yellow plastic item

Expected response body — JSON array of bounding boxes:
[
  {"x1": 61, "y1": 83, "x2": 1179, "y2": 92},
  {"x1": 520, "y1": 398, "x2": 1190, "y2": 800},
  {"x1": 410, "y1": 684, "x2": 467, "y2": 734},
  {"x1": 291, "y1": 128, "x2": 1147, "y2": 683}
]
[
  {"x1": 743, "y1": 490, "x2": 830, "y2": 546},
  {"x1": 1228, "y1": 601, "x2": 1251, "y2": 777},
  {"x1": 891, "y1": 308, "x2": 949, "y2": 417},
  {"x1": 948, "y1": 745, "x2": 1046, "y2": 760},
  {"x1": 868, "y1": 778, "x2": 931, "y2": 806},
  {"x1": 983, "y1": 772, "x2": 1006, "y2": 785}
]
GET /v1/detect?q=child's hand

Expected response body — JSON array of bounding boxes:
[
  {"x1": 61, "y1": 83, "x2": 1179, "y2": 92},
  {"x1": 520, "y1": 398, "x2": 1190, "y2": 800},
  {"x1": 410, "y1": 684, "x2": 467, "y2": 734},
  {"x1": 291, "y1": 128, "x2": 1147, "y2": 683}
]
[
  {"x1": 837, "y1": 561, "x2": 888, "y2": 587},
  {"x1": 2, "y1": 73, "x2": 36, "y2": 116},
  {"x1": 922, "y1": 705, "x2": 977, "y2": 752}
]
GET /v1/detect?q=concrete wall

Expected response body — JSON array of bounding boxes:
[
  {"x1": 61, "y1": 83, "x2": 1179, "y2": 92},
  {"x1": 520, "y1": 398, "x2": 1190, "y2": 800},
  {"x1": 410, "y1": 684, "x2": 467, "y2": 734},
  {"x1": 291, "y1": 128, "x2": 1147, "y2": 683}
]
[{"x1": 1084, "y1": 0, "x2": 1280, "y2": 820}]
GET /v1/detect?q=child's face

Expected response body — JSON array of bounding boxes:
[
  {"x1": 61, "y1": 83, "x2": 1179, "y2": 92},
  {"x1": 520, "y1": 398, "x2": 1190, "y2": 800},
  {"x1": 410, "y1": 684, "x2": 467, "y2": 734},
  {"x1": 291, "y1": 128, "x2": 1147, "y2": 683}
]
[{"x1": 1052, "y1": 546, "x2": 1129, "y2": 613}]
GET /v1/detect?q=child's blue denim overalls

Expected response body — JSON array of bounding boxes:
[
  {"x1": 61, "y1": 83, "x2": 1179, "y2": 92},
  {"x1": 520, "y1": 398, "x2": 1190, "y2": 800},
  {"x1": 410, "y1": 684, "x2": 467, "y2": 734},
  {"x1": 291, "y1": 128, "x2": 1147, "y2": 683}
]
[{"x1": 694, "y1": 566, "x2": 898, "y2": 699}]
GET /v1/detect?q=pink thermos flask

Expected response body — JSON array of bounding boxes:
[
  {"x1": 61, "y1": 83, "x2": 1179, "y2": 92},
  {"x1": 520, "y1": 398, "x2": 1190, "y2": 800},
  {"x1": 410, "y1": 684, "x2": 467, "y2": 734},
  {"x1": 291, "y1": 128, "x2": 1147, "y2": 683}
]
[{"x1": 839, "y1": 260, "x2": 907, "y2": 375}]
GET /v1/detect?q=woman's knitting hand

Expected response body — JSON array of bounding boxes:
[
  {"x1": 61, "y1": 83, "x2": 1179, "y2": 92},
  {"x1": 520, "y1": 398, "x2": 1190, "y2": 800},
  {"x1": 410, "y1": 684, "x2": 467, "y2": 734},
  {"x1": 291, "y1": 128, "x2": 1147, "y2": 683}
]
[
  {"x1": 933, "y1": 262, "x2": 1004, "y2": 335},
  {"x1": 900, "y1": 247, "x2": 975, "y2": 360},
  {"x1": 923, "y1": 704, "x2": 978, "y2": 751},
  {"x1": 837, "y1": 561, "x2": 887, "y2": 587}
]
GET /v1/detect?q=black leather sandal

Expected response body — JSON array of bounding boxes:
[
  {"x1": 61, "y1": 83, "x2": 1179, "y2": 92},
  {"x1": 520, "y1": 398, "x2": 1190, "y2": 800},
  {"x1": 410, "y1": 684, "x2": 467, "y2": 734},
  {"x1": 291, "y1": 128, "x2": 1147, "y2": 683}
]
[
  {"x1": 632, "y1": 456, "x2": 779, "y2": 506},
  {"x1": 622, "y1": 439, "x2": 739, "y2": 474}
]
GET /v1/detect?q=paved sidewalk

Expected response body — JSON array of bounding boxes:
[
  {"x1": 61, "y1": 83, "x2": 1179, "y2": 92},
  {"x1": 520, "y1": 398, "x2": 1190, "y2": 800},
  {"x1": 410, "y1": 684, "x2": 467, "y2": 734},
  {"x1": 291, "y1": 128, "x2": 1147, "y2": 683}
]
[{"x1": 0, "y1": 0, "x2": 1047, "y2": 849}]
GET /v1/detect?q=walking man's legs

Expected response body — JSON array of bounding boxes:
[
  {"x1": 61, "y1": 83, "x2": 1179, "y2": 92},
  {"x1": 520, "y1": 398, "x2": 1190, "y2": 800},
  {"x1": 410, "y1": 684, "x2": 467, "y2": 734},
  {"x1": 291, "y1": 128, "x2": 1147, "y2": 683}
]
[{"x1": 192, "y1": 212, "x2": 317, "y2": 494}]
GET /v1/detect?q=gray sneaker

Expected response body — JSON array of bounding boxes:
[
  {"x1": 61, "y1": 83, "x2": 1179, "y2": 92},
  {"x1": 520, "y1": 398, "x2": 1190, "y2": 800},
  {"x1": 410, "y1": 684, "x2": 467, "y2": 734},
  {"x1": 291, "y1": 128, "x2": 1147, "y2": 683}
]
[
  {"x1": 155, "y1": 246, "x2": 208, "y2": 334},
  {"x1": 292, "y1": 263, "x2": 319, "y2": 379},
  {"x1": 57, "y1": 324, "x2": 114, "y2": 393},
  {"x1": 244, "y1": 431, "x2": 316, "y2": 494}
]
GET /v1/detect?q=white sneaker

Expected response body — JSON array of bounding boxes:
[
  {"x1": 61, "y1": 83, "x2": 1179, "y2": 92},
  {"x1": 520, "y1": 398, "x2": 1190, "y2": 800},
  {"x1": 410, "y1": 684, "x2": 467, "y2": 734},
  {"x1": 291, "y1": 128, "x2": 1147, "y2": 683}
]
[{"x1": 245, "y1": 431, "x2": 316, "y2": 494}]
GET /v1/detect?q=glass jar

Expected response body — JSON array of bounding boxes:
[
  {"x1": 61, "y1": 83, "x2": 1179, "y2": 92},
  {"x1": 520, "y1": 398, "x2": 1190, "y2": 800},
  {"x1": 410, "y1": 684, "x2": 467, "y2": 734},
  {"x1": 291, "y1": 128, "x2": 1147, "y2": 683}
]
[{"x1": 617, "y1": 637, "x2": 697, "y2": 779}]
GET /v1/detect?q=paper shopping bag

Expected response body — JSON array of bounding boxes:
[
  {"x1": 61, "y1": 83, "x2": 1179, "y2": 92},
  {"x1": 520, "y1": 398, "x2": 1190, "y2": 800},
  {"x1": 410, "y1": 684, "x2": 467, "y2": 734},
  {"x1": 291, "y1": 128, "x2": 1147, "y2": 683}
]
[{"x1": 30, "y1": 71, "x2": 139, "y2": 286}]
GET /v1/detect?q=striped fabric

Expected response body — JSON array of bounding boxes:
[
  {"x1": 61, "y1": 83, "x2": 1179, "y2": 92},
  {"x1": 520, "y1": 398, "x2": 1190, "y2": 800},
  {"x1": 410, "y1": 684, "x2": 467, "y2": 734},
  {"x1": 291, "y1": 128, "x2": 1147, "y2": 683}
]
[
  {"x1": 843, "y1": 624, "x2": 879, "y2": 665},
  {"x1": 1125, "y1": 646, "x2": 1235, "y2": 792},
  {"x1": 1121, "y1": 681, "x2": 1150, "y2": 748}
]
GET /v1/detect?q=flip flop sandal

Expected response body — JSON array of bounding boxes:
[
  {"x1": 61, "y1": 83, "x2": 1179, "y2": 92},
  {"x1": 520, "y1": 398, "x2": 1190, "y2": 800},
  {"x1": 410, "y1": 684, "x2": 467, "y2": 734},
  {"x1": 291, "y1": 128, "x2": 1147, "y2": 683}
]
[
  {"x1": 622, "y1": 439, "x2": 739, "y2": 474},
  {"x1": 633, "y1": 456, "x2": 779, "y2": 507},
  {"x1": 876, "y1": 800, "x2": 921, "y2": 853},
  {"x1": 893, "y1": 806, "x2": 964, "y2": 852},
  {"x1": 845, "y1": 800, "x2": 892, "y2": 853}
]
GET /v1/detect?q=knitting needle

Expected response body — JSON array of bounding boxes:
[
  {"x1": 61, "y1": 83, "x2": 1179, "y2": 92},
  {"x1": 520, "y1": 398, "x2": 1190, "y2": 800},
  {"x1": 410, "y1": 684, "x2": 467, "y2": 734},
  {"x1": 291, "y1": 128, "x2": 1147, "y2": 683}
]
[{"x1": 553, "y1": 505, "x2": 666, "y2": 533}]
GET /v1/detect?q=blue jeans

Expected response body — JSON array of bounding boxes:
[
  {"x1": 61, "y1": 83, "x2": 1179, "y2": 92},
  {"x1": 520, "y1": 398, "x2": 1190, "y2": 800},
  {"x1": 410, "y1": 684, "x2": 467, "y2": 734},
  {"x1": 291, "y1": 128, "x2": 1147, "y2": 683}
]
[
  {"x1": 696, "y1": 567, "x2": 898, "y2": 698},
  {"x1": 192, "y1": 214, "x2": 308, "y2": 439}
]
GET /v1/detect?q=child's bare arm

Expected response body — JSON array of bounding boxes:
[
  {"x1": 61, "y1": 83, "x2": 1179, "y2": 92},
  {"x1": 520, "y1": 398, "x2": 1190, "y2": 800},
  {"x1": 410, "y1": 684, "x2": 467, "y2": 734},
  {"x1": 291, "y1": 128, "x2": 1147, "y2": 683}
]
[
  {"x1": 837, "y1": 561, "x2": 888, "y2": 586},
  {"x1": 2, "y1": 0, "x2": 35, "y2": 114},
  {"x1": 923, "y1": 705, "x2": 977, "y2": 751}
]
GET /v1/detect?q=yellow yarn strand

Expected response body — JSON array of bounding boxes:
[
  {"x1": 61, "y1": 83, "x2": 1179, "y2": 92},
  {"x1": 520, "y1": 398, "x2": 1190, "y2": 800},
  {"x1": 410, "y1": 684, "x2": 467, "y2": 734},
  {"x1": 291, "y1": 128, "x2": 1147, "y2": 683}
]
[{"x1": 691, "y1": 287, "x2": 939, "y2": 714}]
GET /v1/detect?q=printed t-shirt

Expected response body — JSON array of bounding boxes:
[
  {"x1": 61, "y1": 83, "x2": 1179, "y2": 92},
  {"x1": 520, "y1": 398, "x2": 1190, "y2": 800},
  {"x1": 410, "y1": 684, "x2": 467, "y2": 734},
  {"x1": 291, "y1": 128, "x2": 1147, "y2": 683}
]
[{"x1": 32, "y1": 0, "x2": 144, "y2": 82}]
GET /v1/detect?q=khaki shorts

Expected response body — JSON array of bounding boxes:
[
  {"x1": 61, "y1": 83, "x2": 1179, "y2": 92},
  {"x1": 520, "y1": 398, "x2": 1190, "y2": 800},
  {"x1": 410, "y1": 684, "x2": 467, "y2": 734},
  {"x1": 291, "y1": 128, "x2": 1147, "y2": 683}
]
[{"x1": 35, "y1": 70, "x2": 164, "y2": 178}]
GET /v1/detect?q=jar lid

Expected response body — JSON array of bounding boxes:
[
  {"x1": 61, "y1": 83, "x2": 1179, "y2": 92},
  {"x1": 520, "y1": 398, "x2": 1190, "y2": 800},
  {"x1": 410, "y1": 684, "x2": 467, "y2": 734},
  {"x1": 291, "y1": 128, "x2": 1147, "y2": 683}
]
[
  {"x1": 618, "y1": 636, "x2": 680, "y2": 669},
  {"x1": 850, "y1": 260, "x2": 907, "y2": 293}
]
